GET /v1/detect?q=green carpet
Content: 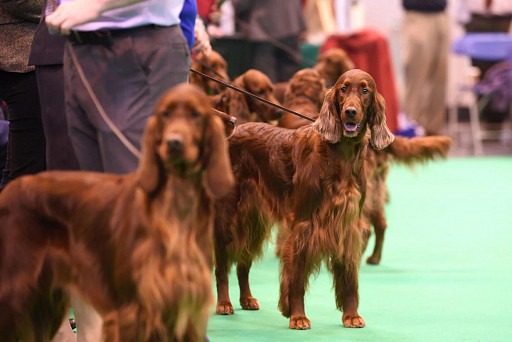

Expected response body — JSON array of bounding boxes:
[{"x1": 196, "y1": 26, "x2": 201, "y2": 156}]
[{"x1": 206, "y1": 156, "x2": 512, "y2": 342}]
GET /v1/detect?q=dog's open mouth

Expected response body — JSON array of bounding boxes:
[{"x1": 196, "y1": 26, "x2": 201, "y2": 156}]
[{"x1": 343, "y1": 122, "x2": 360, "y2": 136}]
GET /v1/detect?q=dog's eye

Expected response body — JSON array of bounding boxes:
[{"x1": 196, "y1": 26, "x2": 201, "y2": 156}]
[
  {"x1": 162, "y1": 111, "x2": 171, "y2": 118},
  {"x1": 340, "y1": 86, "x2": 347, "y2": 93},
  {"x1": 191, "y1": 110, "x2": 200, "y2": 118},
  {"x1": 362, "y1": 88, "x2": 369, "y2": 95}
]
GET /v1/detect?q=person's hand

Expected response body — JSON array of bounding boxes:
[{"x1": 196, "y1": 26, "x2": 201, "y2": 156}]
[
  {"x1": 193, "y1": 19, "x2": 212, "y2": 56},
  {"x1": 207, "y1": 24, "x2": 224, "y2": 39},
  {"x1": 46, "y1": 0, "x2": 103, "y2": 36}
]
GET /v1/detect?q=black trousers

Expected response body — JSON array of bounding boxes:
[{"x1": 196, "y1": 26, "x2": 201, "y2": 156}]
[
  {"x1": 36, "y1": 65, "x2": 80, "y2": 171},
  {"x1": 251, "y1": 35, "x2": 301, "y2": 83},
  {"x1": 0, "y1": 69, "x2": 46, "y2": 191}
]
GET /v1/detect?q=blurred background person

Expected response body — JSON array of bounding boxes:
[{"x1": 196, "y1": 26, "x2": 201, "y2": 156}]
[
  {"x1": 29, "y1": 0, "x2": 81, "y2": 172},
  {"x1": 0, "y1": 0, "x2": 46, "y2": 192},
  {"x1": 231, "y1": 0, "x2": 306, "y2": 83},
  {"x1": 401, "y1": 0, "x2": 449, "y2": 136}
]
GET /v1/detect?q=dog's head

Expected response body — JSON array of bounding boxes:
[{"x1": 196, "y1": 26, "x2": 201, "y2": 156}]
[
  {"x1": 314, "y1": 48, "x2": 355, "y2": 88},
  {"x1": 137, "y1": 83, "x2": 234, "y2": 199},
  {"x1": 313, "y1": 69, "x2": 394, "y2": 149},
  {"x1": 284, "y1": 68, "x2": 326, "y2": 110},
  {"x1": 190, "y1": 50, "x2": 230, "y2": 95},
  {"x1": 227, "y1": 69, "x2": 282, "y2": 123}
]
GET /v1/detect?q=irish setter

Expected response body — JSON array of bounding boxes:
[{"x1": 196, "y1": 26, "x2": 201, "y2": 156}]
[
  {"x1": 213, "y1": 69, "x2": 394, "y2": 329},
  {"x1": 189, "y1": 50, "x2": 230, "y2": 95},
  {"x1": 0, "y1": 84, "x2": 234, "y2": 341},
  {"x1": 276, "y1": 70, "x2": 451, "y2": 266},
  {"x1": 278, "y1": 68, "x2": 326, "y2": 129},
  {"x1": 315, "y1": 48, "x2": 355, "y2": 88},
  {"x1": 210, "y1": 69, "x2": 283, "y2": 124}
]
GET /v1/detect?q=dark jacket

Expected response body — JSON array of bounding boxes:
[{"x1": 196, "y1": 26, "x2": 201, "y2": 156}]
[
  {"x1": 0, "y1": 0, "x2": 43, "y2": 72},
  {"x1": 402, "y1": 0, "x2": 447, "y2": 12},
  {"x1": 232, "y1": 0, "x2": 306, "y2": 41},
  {"x1": 29, "y1": 1, "x2": 67, "y2": 66}
]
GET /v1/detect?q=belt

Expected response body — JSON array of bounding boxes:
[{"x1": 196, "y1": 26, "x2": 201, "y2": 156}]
[
  {"x1": 68, "y1": 24, "x2": 174, "y2": 46},
  {"x1": 69, "y1": 30, "x2": 113, "y2": 46}
]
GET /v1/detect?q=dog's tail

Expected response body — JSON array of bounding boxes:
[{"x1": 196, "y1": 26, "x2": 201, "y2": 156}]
[{"x1": 384, "y1": 135, "x2": 451, "y2": 166}]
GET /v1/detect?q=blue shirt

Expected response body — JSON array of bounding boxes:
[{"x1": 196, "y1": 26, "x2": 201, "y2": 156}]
[
  {"x1": 60, "y1": 0, "x2": 185, "y2": 31},
  {"x1": 180, "y1": 0, "x2": 197, "y2": 50}
]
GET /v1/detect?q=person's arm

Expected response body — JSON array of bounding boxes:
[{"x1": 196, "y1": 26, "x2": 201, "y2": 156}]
[
  {"x1": 46, "y1": 0, "x2": 148, "y2": 35},
  {"x1": 193, "y1": 17, "x2": 212, "y2": 55},
  {"x1": 0, "y1": 0, "x2": 43, "y2": 23}
]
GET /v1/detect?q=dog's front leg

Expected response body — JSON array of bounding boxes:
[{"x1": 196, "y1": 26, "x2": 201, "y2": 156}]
[
  {"x1": 214, "y1": 242, "x2": 234, "y2": 315},
  {"x1": 331, "y1": 259, "x2": 365, "y2": 328},
  {"x1": 279, "y1": 231, "x2": 311, "y2": 330}
]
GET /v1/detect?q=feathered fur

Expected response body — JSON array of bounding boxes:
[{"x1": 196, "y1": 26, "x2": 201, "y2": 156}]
[
  {"x1": 0, "y1": 84, "x2": 234, "y2": 341},
  {"x1": 213, "y1": 69, "x2": 394, "y2": 330}
]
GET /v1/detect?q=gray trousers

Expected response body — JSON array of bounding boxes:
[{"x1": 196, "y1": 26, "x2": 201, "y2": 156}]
[{"x1": 63, "y1": 24, "x2": 190, "y2": 174}]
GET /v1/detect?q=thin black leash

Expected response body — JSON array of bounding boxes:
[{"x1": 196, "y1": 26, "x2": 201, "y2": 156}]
[{"x1": 189, "y1": 68, "x2": 315, "y2": 122}]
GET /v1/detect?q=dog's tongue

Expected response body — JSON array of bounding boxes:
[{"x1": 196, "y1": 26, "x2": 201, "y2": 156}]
[{"x1": 344, "y1": 123, "x2": 358, "y2": 132}]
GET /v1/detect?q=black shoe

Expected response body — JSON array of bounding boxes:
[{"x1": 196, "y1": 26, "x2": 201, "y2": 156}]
[{"x1": 69, "y1": 318, "x2": 76, "y2": 330}]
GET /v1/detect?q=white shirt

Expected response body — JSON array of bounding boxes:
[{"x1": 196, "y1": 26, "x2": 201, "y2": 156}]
[{"x1": 60, "y1": 0, "x2": 185, "y2": 31}]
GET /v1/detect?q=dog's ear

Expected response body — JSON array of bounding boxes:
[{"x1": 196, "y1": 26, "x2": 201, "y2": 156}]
[
  {"x1": 202, "y1": 111, "x2": 235, "y2": 199},
  {"x1": 227, "y1": 74, "x2": 251, "y2": 121},
  {"x1": 315, "y1": 80, "x2": 327, "y2": 109},
  {"x1": 136, "y1": 116, "x2": 164, "y2": 194},
  {"x1": 369, "y1": 92, "x2": 394, "y2": 150},
  {"x1": 189, "y1": 56, "x2": 206, "y2": 90},
  {"x1": 312, "y1": 86, "x2": 342, "y2": 143}
]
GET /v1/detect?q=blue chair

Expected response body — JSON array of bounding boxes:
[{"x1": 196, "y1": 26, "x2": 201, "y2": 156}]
[{"x1": 450, "y1": 33, "x2": 512, "y2": 155}]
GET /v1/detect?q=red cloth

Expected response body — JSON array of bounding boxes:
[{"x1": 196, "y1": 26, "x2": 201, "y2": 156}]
[
  {"x1": 197, "y1": 0, "x2": 216, "y2": 21},
  {"x1": 320, "y1": 29, "x2": 399, "y2": 133}
]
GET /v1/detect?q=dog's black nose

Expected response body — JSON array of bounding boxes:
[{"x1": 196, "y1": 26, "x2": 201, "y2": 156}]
[
  {"x1": 344, "y1": 107, "x2": 357, "y2": 119},
  {"x1": 167, "y1": 136, "x2": 184, "y2": 151}
]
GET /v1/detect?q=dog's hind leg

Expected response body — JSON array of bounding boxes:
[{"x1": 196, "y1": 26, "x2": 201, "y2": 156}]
[
  {"x1": 237, "y1": 207, "x2": 270, "y2": 311},
  {"x1": 237, "y1": 256, "x2": 259, "y2": 311},
  {"x1": 366, "y1": 209, "x2": 387, "y2": 265},
  {"x1": 214, "y1": 242, "x2": 234, "y2": 315}
]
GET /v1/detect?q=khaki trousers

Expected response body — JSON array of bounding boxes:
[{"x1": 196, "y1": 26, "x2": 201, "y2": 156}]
[{"x1": 402, "y1": 11, "x2": 449, "y2": 135}]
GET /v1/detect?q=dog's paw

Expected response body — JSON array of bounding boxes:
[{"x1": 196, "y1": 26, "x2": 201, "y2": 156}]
[
  {"x1": 289, "y1": 315, "x2": 311, "y2": 330},
  {"x1": 342, "y1": 314, "x2": 365, "y2": 328},
  {"x1": 216, "y1": 302, "x2": 234, "y2": 315},
  {"x1": 366, "y1": 255, "x2": 381, "y2": 265},
  {"x1": 240, "y1": 297, "x2": 260, "y2": 310}
]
